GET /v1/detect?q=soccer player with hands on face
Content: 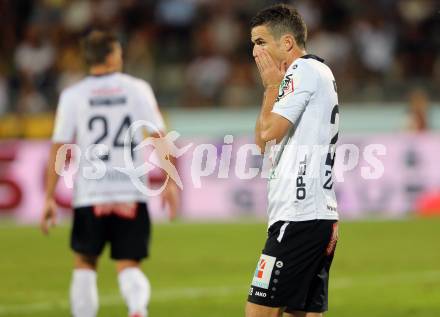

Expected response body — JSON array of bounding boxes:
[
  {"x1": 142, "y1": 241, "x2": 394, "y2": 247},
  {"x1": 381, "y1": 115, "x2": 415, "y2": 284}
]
[{"x1": 247, "y1": 4, "x2": 340, "y2": 317}]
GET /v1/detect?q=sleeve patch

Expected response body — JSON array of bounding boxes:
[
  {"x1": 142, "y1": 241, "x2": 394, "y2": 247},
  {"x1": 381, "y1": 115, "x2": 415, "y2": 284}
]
[{"x1": 276, "y1": 74, "x2": 294, "y2": 102}]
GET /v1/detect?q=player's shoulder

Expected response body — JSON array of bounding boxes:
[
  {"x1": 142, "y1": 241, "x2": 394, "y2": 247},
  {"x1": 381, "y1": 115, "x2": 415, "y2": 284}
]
[
  {"x1": 59, "y1": 77, "x2": 90, "y2": 100},
  {"x1": 118, "y1": 73, "x2": 153, "y2": 92},
  {"x1": 290, "y1": 55, "x2": 334, "y2": 86},
  {"x1": 299, "y1": 55, "x2": 333, "y2": 76}
]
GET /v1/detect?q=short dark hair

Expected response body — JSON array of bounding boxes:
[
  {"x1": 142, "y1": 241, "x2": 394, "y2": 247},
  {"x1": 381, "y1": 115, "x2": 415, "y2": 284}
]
[
  {"x1": 82, "y1": 30, "x2": 118, "y2": 66},
  {"x1": 250, "y1": 4, "x2": 307, "y2": 48}
]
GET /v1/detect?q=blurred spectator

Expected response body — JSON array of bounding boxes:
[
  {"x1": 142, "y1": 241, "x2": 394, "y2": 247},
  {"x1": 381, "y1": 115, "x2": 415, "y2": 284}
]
[
  {"x1": 307, "y1": 29, "x2": 352, "y2": 72},
  {"x1": 124, "y1": 29, "x2": 156, "y2": 82},
  {"x1": 405, "y1": 88, "x2": 430, "y2": 132},
  {"x1": 353, "y1": 17, "x2": 396, "y2": 76},
  {"x1": 14, "y1": 24, "x2": 55, "y2": 80},
  {"x1": 56, "y1": 43, "x2": 85, "y2": 93},
  {"x1": 92, "y1": 0, "x2": 120, "y2": 26},
  {"x1": 221, "y1": 60, "x2": 259, "y2": 108},
  {"x1": 63, "y1": 0, "x2": 93, "y2": 32},
  {"x1": 396, "y1": 0, "x2": 437, "y2": 79},
  {"x1": 17, "y1": 81, "x2": 49, "y2": 114},
  {"x1": 156, "y1": 0, "x2": 197, "y2": 27},
  {"x1": 185, "y1": 54, "x2": 231, "y2": 107},
  {"x1": 14, "y1": 24, "x2": 56, "y2": 103},
  {"x1": 295, "y1": 0, "x2": 321, "y2": 33},
  {"x1": 0, "y1": 75, "x2": 8, "y2": 115},
  {"x1": 206, "y1": 1, "x2": 245, "y2": 56}
]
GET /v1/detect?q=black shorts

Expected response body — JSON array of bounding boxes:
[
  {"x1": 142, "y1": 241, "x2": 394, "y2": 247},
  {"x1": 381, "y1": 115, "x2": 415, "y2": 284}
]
[
  {"x1": 248, "y1": 219, "x2": 338, "y2": 312},
  {"x1": 71, "y1": 202, "x2": 151, "y2": 260}
]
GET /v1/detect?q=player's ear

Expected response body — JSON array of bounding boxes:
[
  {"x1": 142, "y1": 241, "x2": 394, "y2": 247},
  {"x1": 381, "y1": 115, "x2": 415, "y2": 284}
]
[{"x1": 282, "y1": 34, "x2": 295, "y2": 52}]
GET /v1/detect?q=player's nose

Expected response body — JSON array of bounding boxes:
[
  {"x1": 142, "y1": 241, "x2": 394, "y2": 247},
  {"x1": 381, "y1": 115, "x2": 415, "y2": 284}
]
[{"x1": 252, "y1": 46, "x2": 259, "y2": 58}]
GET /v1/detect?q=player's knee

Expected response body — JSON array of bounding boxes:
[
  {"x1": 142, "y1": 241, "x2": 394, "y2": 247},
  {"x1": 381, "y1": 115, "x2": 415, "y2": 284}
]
[
  {"x1": 305, "y1": 313, "x2": 322, "y2": 317},
  {"x1": 284, "y1": 312, "x2": 320, "y2": 317},
  {"x1": 245, "y1": 302, "x2": 258, "y2": 317},
  {"x1": 116, "y1": 259, "x2": 140, "y2": 273},
  {"x1": 246, "y1": 302, "x2": 281, "y2": 317},
  {"x1": 74, "y1": 253, "x2": 98, "y2": 270}
]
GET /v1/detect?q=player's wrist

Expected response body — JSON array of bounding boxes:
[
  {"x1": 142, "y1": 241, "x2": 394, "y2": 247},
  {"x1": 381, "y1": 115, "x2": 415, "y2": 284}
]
[
  {"x1": 45, "y1": 195, "x2": 55, "y2": 203},
  {"x1": 265, "y1": 84, "x2": 279, "y2": 90},
  {"x1": 166, "y1": 179, "x2": 178, "y2": 189}
]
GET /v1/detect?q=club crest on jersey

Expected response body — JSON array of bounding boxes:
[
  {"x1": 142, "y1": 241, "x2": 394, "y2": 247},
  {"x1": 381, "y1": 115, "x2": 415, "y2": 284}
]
[
  {"x1": 251, "y1": 254, "x2": 276, "y2": 289},
  {"x1": 276, "y1": 74, "x2": 294, "y2": 101}
]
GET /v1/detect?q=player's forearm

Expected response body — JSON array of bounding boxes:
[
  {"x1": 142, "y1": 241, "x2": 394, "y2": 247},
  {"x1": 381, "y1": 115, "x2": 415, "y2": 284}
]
[
  {"x1": 45, "y1": 143, "x2": 62, "y2": 200},
  {"x1": 255, "y1": 110, "x2": 264, "y2": 153},
  {"x1": 258, "y1": 86, "x2": 280, "y2": 143}
]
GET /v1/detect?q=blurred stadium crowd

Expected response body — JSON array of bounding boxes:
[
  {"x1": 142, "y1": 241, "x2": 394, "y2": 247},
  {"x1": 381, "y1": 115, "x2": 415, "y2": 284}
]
[{"x1": 0, "y1": 0, "x2": 439, "y2": 115}]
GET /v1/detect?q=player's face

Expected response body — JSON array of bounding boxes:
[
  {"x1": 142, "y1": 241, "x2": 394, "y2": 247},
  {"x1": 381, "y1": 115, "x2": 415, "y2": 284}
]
[
  {"x1": 251, "y1": 25, "x2": 286, "y2": 66},
  {"x1": 107, "y1": 42, "x2": 123, "y2": 71}
]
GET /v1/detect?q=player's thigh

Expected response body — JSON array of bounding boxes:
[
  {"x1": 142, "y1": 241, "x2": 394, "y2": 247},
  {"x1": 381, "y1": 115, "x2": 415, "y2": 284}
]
[
  {"x1": 109, "y1": 203, "x2": 151, "y2": 261},
  {"x1": 246, "y1": 302, "x2": 283, "y2": 317},
  {"x1": 71, "y1": 206, "x2": 107, "y2": 258}
]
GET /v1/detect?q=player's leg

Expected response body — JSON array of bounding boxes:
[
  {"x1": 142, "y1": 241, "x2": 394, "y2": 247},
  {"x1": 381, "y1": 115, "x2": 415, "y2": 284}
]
[
  {"x1": 110, "y1": 203, "x2": 151, "y2": 317},
  {"x1": 70, "y1": 253, "x2": 100, "y2": 317},
  {"x1": 247, "y1": 220, "x2": 338, "y2": 317},
  {"x1": 70, "y1": 206, "x2": 107, "y2": 317},
  {"x1": 247, "y1": 222, "x2": 295, "y2": 317},
  {"x1": 246, "y1": 302, "x2": 283, "y2": 317},
  {"x1": 116, "y1": 259, "x2": 151, "y2": 317},
  {"x1": 286, "y1": 221, "x2": 339, "y2": 317}
]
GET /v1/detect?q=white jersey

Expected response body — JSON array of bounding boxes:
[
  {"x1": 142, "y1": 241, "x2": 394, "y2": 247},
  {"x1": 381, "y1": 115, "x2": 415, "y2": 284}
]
[
  {"x1": 52, "y1": 72, "x2": 165, "y2": 207},
  {"x1": 267, "y1": 55, "x2": 339, "y2": 226}
]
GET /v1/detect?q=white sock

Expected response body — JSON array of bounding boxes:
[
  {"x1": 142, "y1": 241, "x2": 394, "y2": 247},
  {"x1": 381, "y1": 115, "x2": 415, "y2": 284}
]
[
  {"x1": 118, "y1": 267, "x2": 151, "y2": 317},
  {"x1": 70, "y1": 269, "x2": 98, "y2": 317}
]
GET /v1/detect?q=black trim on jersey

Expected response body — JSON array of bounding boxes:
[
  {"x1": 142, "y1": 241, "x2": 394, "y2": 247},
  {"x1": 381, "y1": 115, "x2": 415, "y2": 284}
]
[
  {"x1": 88, "y1": 72, "x2": 118, "y2": 77},
  {"x1": 301, "y1": 54, "x2": 325, "y2": 63}
]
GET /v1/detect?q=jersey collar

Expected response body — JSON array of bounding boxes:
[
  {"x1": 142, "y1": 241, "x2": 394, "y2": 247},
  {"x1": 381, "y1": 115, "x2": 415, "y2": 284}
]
[
  {"x1": 300, "y1": 54, "x2": 325, "y2": 63},
  {"x1": 88, "y1": 71, "x2": 118, "y2": 78}
]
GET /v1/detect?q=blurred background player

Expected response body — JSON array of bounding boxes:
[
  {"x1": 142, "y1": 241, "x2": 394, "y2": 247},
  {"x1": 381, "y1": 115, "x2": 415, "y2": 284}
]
[
  {"x1": 248, "y1": 4, "x2": 338, "y2": 317},
  {"x1": 40, "y1": 30, "x2": 178, "y2": 317}
]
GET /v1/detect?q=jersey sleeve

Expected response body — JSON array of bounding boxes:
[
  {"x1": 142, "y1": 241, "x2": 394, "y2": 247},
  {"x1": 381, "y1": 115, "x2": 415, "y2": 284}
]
[
  {"x1": 271, "y1": 62, "x2": 318, "y2": 125},
  {"x1": 137, "y1": 81, "x2": 166, "y2": 133},
  {"x1": 52, "y1": 90, "x2": 76, "y2": 143}
]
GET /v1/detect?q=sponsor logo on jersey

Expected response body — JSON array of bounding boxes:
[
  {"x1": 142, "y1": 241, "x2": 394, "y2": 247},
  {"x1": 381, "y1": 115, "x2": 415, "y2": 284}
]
[
  {"x1": 251, "y1": 254, "x2": 276, "y2": 289},
  {"x1": 276, "y1": 74, "x2": 294, "y2": 101},
  {"x1": 89, "y1": 96, "x2": 127, "y2": 106}
]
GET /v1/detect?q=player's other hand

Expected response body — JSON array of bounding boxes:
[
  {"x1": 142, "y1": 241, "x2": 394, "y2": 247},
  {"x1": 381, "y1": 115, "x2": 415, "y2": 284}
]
[
  {"x1": 40, "y1": 198, "x2": 57, "y2": 235},
  {"x1": 161, "y1": 181, "x2": 179, "y2": 221},
  {"x1": 254, "y1": 47, "x2": 288, "y2": 89}
]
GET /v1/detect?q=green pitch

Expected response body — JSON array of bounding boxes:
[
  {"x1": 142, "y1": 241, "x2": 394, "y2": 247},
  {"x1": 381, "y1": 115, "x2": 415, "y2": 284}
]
[{"x1": 0, "y1": 218, "x2": 439, "y2": 317}]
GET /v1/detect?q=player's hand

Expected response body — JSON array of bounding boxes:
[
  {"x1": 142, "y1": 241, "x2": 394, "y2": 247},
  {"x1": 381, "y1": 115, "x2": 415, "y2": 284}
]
[
  {"x1": 254, "y1": 47, "x2": 288, "y2": 89},
  {"x1": 40, "y1": 198, "x2": 57, "y2": 235},
  {"x1": 161, "y1": 181, "x2": 179, "y2": 221}
]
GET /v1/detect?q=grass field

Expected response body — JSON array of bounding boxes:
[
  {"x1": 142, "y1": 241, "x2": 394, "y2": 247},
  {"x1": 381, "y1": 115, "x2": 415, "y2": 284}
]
[{"x1": 0, "y1": 218, "x2": 439, "y2": 317}]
